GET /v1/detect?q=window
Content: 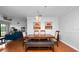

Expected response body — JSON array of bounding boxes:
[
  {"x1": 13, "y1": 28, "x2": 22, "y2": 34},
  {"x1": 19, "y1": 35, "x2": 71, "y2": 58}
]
[{"x1": 0, "y1": 24, "x2": 6, "y2": 37}]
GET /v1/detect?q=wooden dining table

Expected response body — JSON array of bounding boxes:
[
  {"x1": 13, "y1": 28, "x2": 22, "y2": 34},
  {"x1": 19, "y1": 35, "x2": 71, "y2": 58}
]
[
  {"x1": 25, "y1": 34, "x2": 54, "y2": 40},
  {"x1": 24, "y1": 34, "x2": 59, "y2": 47},
  {"x1": 24, "y1": 34, "x2": 55, "y2": 51}
]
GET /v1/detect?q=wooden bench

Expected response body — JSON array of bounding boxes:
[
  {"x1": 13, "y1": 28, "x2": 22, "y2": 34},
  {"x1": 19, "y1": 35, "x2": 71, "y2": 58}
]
[{"x1": 24, "y1": 39, "x2": 54, "y2": 52}]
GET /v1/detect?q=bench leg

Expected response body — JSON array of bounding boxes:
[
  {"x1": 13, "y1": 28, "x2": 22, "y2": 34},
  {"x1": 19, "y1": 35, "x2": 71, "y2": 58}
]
[
  {"x1": 25, "y1": 46, "x2": 28, "y2": 52},
  {"x1": 51, "y1": 45, "x2": 54, "y2": 52},
  {"x1": 24, "y1": 44, "x2": 28, "y2": 52}
]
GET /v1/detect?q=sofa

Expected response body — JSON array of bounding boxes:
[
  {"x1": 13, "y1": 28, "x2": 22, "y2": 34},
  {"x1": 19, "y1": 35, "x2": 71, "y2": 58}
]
[{"x1": 5, "y1": 31, "x2": 23, "y2": 40}]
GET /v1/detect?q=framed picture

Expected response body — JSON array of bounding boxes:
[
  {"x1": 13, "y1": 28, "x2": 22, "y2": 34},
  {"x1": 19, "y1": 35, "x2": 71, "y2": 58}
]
[
  {"x1": 3, "y1": 16, "x2": 12, "y2": 21},
  {"x1": 21, "y1": 27, "x2": 25, "y2": 32},
  {"x1": 33, "y1": 22, "x2": 41, "y2": 29},
  {"x1": 45, "y1": 21, "x2": 52, "y2": 29}
]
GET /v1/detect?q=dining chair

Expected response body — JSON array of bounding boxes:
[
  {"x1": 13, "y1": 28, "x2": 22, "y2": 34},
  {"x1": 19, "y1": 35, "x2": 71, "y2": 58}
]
[
  {"x1": 50, "y1": 31, "x2": 60, "y2": 47},
  {"x1": 0, "y1": 37, "x2": 5, "y2": 45},
  {"x1": 34, "y1": 30, "x2": 39, "y2": 35},
  {"x1": 40, "y1": 30, "x2": 46, "y2": 35}
]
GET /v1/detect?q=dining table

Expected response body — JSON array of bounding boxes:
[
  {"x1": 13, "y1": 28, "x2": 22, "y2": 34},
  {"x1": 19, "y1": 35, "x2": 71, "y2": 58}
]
[
  {"x1": 25, "y1": 34, "x2": 54, "y2": 40},
  {"x1": 24, "y1": 34, "x2": 55, "y2": 51},
  {"x1": 24, "y1": 34, "x2": 59, "y2": 47}
]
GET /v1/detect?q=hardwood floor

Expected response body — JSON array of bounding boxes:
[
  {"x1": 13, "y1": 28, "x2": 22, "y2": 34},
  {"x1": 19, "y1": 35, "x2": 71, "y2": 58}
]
[{"x1": 0, "y1": 39, "x2": 78, "y2": 52}]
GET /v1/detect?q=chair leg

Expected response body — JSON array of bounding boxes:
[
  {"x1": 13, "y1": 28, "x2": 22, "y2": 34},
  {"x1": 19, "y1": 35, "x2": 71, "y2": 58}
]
[
  {"x1": 56, "y1": 41, "x2": 59, "y2": 47},
  {"x1": 51, "y1": 45, "x2": 54, "y2": 52},
  {"x1": 25, "y1": 48, "x2": 28, "y2": 52}
]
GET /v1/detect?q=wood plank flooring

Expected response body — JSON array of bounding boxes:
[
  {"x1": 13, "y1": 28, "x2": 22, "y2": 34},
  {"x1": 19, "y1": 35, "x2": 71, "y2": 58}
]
[{"x1": 0, "y1": 39, "x2": 78, "y2": 52}]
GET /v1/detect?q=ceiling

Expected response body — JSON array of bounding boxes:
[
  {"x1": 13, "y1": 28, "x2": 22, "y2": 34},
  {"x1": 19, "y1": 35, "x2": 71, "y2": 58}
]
[{"x1": 0, "y1": 6, "x2": 78, "y2": 19}]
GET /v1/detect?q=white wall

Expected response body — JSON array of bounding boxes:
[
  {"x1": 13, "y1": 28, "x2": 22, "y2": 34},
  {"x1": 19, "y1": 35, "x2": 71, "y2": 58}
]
[
  {"x1": 10, "y1": 18, "x2": 27, "y2": 32},
  {"x1": 0, "y1": 14, "x2": 27, "y2": 34},
  {"x1": 59, "y1": 8, "x2": 79, "y2": 50},
  {"x1": 0, "y1": 15, "x2": 3, "y2": 20},
  {"x1": 27, "y1": 17, "x2": 59, "y2": 35}
]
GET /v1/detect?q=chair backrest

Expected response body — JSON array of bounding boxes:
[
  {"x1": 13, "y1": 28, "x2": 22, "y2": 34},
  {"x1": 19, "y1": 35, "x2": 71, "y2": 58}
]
[
  {"x1": 40, "y1": 30, "x2": 46, "y2": 35},
  {"x1": 54, "y1": 31, "x2": 60, "y2": 41},
  {"x1": 22, "y1": 32, "x2": 27, "y2": 37},
  {"x1": 34, "y1": 30, "x2": 39, "y2": 35}
]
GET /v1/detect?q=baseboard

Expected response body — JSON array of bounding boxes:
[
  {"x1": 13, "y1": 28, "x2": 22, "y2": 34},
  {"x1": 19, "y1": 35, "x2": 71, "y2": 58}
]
[{"x1": 60, "y1": 40, "x2": 79, "y2": 52}]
